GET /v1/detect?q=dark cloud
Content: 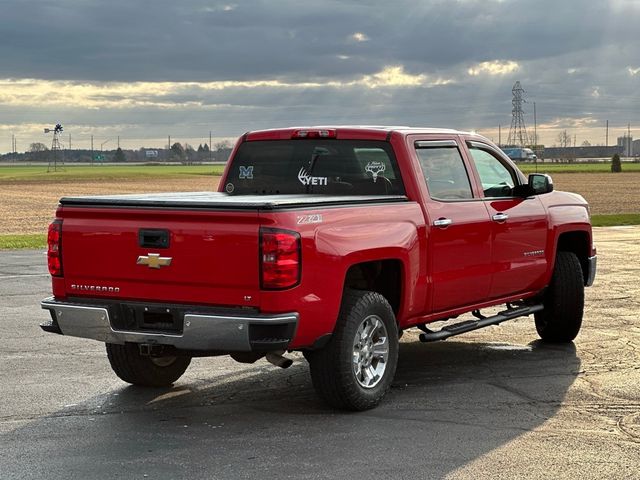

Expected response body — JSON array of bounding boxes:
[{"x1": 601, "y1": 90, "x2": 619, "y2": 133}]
[
  {"x1": 1, "y1": 0, "x2": 640, "y2": 151},
  {"x1": 1, "y1": 0, "x2": 638, "y2": 82}
]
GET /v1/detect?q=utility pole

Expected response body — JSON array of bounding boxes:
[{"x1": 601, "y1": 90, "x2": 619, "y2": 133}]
[
  {"x1": 91, "y1": 135, "x2": 94, "y2": 166},
  {"x1": 117, "y1": 136, "x2": 120, "y2": 149},
  {"x1": 533, "y1": 102, "x2": 537, "y2": 151},
  {"x1": 69, "y1": 134, "x2": 71, "y2": 150},
  {"x1": 628, "y1": 123, "x2": 631, "y2": 157},
  {"x1": 606, "y1": 120, "x2": 609, "y2": 147},
  {"x1": 498, "y1": 125, "x2": 501, "y2": 146},
  {"x1": 209, "y1": 131, "x2": 212, "y2": 162}
]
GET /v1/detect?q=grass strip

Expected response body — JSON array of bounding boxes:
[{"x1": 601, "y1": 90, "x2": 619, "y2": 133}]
[
  {"x1": 0, "y1": 234, "x2": 47, "y2": 249},
  {"x1": 590, "y1": 214, "x2": 640, "y2": 227},
  {"x1": 519, "y1": 163, "x2": 640, "y2": 174},
  {"x1": 0, "y1": 165, "x2": 226, "y2": 182}
]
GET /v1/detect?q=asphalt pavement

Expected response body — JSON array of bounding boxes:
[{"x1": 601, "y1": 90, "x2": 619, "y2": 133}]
[{"x1": 1, "y1": 228, "x2": 639, "y2": 479}]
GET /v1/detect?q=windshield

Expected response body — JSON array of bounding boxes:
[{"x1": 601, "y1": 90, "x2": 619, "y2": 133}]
[{"x1": 224, "y1": 140, "x2": 405, "y2": 196}]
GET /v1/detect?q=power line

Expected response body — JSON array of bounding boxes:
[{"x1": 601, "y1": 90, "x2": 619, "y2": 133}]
[{"x1": 507, "y1": 81, "x2": 530, "y2": 147}]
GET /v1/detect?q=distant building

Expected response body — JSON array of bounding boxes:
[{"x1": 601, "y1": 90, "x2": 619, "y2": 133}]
[
  {"x1": 543, "y1": 145, "x2": 623, "y2": 161},
  {"x1": 617, "y1": 135, "x2": 633, "y2": 156},
  {"x1": 632, "y1": 139, "x2": 640, "y2": 157}
]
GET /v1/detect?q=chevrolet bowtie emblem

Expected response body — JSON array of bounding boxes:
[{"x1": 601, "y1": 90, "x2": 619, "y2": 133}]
[{"x1": 137, "y1": 253, "x2": 172, "y2": 269}]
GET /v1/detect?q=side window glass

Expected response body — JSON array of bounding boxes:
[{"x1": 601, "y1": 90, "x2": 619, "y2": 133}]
[
  {"x1": 469, "y1": 148, "x2": 517, "y2": 198},
  {"x1": 416, "y1": 147, "x2": 473, "y2": 200}
]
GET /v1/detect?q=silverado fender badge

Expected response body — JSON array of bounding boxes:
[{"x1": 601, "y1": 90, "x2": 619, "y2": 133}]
[{"x1": 137, "y1": 253, "x2": 172, "y2": 269}]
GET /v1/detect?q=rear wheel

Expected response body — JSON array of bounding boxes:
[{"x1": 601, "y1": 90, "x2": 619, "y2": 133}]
[
  {"x1": 535, "y1": 251, "x2": 584, "y2": 343},
  {"x1": 307, "y1": 290, "x2": 399, "y2": 411},
  {"x1": 106, "y1": 343, "x2": 191, "y2": 387}
]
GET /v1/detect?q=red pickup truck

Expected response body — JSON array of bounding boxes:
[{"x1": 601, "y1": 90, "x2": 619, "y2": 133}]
[{"x1": 41, "y1": 126, "x2": 596, "y2": 410}]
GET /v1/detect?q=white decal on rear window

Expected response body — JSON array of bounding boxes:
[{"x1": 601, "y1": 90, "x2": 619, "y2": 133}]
[
  {"x1": 298, "y1": 167, "x2": 328, "y2": 186},
  {"x1": 225, "y1": 183, "x2": 235, "y2": 193},
  {"x1": 239, "y1": 165, "x2": 254, "y2": 179},
  {"x1": 365, "y1": 161, "x2": 386, "y2": 182}
]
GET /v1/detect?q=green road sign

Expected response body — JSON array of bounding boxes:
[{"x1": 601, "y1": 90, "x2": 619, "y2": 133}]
[{"x1": 94, "y1": 154, "x2": 105, "y2": 161}]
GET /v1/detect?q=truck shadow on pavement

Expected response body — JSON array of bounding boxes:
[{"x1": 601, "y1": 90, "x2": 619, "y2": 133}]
[{"x1": 6, "y1": 338, "x2": 580, "y2": 479}]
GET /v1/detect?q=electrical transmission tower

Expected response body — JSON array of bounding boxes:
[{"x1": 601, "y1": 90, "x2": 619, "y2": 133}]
[
  {"x1": 507, "y1": 81, "x2": 530, "y2": 147},
  {"x1": 46, "y1": 124, "x2": 65, "y2": 172}
]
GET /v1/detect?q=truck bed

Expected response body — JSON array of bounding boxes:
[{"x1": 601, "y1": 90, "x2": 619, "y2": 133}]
[{"x1": 59, "y1": 192, "x2": 408, "y2": 210}]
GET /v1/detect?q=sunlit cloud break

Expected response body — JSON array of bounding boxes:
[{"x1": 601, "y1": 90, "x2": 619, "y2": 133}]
[
  {"x1": 467, "y1": 60, "x2": 520, "y2": 76},
  {"x1": 0, "y1": 67, "x2": 449, "y2": 109},
  {"x1": 350, "y1": 32, "x2": 369, "y2": 42}
]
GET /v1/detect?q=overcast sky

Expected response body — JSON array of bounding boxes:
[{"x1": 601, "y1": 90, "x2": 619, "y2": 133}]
[{"x1": 1, "y1": 0, "x2": 639, "y2": 152}]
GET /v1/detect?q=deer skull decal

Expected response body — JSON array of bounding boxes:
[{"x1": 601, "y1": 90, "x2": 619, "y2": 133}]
[{"x1": 365, "y1": 161, "x2": 386, "y2": 183}]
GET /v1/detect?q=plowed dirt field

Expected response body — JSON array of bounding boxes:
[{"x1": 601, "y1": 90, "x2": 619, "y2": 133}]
[{"x1": 1, "y1": 172, "x2": 638, "y2": 235}]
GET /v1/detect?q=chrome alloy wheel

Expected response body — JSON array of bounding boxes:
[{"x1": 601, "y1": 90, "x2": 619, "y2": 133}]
[{"x1": 352, "y1": 314, "x2": 390, "y2": 389}]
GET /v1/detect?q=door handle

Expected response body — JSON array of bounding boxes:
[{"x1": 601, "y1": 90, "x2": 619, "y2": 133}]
[
  {"x1": 433, "y1": 218, "x2": 452, "y2": 227},
  {"x1": 492, "y1": 212, "x2": 509, "y2": 222}
]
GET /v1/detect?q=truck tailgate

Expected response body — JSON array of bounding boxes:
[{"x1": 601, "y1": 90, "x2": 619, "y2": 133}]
[{"x1": 58, "y1": 204, "x2": 261, "y2": 307}]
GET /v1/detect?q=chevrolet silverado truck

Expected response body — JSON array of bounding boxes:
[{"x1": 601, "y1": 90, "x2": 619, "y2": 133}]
[{"x1": 41, "y1": 126, "x2": 596, "y2": 410}]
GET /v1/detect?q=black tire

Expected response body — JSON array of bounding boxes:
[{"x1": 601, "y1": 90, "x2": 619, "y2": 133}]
[
  {"x1": 535, "y1": 251, "x2": 584, "y2": 343},
  {"x1": 106, "y1": 343, "x2": 191, "y2": 387},
  {"x1": 307, "y1": 290, "x2": 399, "y2": 411}
]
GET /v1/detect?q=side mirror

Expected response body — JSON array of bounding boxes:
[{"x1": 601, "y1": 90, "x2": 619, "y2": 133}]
[
  {"x1": 513, "y1": 173, "x2": 554, "y2": 197},
  {"x1": 528, "y1": 173, "x2": 554, "y2": 195}
]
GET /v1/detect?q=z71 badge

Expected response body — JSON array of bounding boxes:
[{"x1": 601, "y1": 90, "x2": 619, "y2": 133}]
[{"x1": 297, "y1": 214, "x2": 323, "y2": 225}]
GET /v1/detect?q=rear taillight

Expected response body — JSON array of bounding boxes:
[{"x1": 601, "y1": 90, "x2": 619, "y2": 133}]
[
  {"x1": 260, "y1": 228, "x2": 301, "y2": 290},
  {"x1": 47, "y1": 219, "x2": 63, "y2": 277}
]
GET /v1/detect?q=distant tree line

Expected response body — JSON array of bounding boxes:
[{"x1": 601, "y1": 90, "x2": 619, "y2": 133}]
[{"x1": 1, "y1": 141, "x2": 233, "y2": 163}]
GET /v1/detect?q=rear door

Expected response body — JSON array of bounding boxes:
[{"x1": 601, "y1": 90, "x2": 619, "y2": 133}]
[
  {"x1": 412, "y1": 138, "x2": 493, "y2": 312},
  {"x1": 464, "y1": 140, "x2": 549, "y2": 299}
]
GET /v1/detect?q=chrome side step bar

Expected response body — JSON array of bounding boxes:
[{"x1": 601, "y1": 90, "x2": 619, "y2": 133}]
[{"x1": 418, "y1": 304, "x2": 544, "y2": 343}]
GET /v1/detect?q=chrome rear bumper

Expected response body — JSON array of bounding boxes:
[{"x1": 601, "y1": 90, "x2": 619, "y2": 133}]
[{"x1": 41, "y1": 297, "x2": 298, "y2": 352}]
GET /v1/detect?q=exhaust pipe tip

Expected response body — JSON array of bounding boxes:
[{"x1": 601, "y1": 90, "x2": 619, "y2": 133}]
[{"x1": 265, "y1": 351, "x2": 293, "y2": 369}]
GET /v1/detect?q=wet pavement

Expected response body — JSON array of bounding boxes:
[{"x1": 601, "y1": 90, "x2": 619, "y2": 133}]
[{"x1": 1, "y1": 227, "x2": 639, "y2": 479}]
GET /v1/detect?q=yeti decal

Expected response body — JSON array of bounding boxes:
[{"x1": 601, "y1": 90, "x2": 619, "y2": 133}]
[{"x1": 298, "y1": 167, "x2": 328, "y2": 186}]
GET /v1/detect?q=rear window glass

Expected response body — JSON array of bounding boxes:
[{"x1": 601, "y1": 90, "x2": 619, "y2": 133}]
[{"x1": 225, "y1": 140, "x2": 405, "y2": 195}]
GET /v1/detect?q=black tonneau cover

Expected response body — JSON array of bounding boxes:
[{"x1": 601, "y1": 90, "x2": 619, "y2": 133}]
[{"x1": 59, "y1": 192, "x2": 408, "y2": 210}]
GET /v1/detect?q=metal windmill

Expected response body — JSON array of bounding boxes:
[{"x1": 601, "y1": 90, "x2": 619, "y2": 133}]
[
  {"x1": 45, "y1": 123, "x2": 65, "y2": 172},
  {"x1": 506, "y1": 81, "x2": 530, "y2": 147}
]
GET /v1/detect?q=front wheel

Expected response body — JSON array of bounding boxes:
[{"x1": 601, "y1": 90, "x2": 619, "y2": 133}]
[
  {"x1": 106, "y1": 343, "x2": 191, "y2": 387},
  {"x1": 307, "y1": 290, "x2": 399, "y2": 411},
  {"x1": 535, "y1": 251, "x2": 584, "y2": 343}
]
